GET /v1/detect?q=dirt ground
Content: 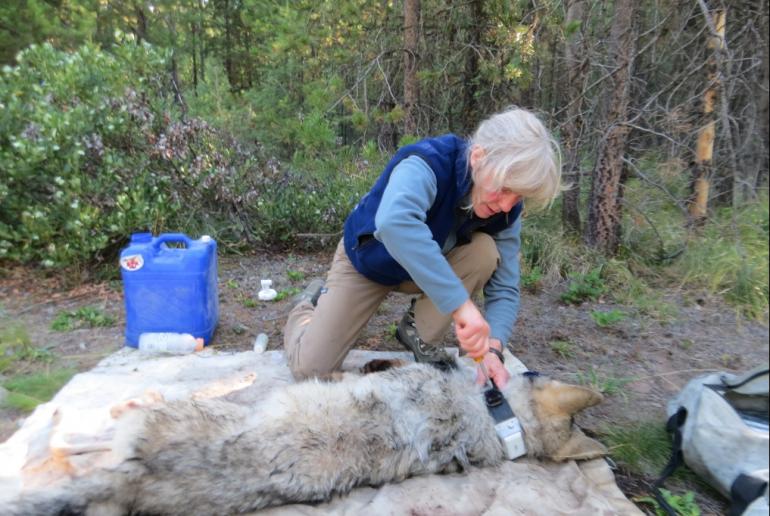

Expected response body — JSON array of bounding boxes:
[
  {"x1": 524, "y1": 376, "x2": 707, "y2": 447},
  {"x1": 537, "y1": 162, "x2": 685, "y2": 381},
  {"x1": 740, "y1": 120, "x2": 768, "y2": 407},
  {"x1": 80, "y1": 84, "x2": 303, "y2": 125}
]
[{"x1": 1, "y1": 250, "x2": 767, "y2": 515}]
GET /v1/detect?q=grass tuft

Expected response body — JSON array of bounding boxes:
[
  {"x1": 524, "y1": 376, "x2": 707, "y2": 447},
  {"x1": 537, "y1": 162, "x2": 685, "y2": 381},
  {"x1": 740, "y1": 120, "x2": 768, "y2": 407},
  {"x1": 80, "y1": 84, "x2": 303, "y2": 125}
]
[
  {"x1": 549, "y1": 340, "x2": 576, "y2": 359},
  {"x1": 274, "y1": 287, "x2": 302, "y2": 302},
  {"x1": 575, "y1": 367, "x2": 632, "y2": 397},
  {"x1": 561, "y1": 268, "x2": 606, "y2": 305},
  {"x1": 602, "y1": 259, "x2": 678, "y2": 321},
  {"x1": 520, "y1": 265, "x2": 543, "y2": 293},
  {"x1": 673, "y1": 202, "x2": 769, "y2": 320},
  {"x1": 2, "y1": 368, "x2": 77, "y2": 412},
  {"x1": 286, "y1": 269, "x2": 306, "y2": 282},
  {"x1": 601, "y1": 420, "x2": 675, "y2": 478},
  {"x1": 635, "y1": 489, "x2": 702, "y2": 516},
  {"x1": 521, "y1": 210, "x2": 605, "y2": 284},
  {"x1": 600, "y1": 419, "x2": 707, "y2": 499},
  {"x1": 591, "y1": 309, "x2": 627, "y2": 327},
  {"x1": 51, "y1": 306, "x2": 115, "y2": 332},
  {"x1": 0, "y1": 322, "x2": 53, "y2": 373}
]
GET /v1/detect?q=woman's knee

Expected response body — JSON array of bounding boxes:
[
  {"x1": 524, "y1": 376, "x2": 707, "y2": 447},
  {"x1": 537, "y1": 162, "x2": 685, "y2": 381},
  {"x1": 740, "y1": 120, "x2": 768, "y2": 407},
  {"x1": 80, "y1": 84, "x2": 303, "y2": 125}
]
[
  {"x1": 287, "y1": 331, "x2": 340, "y2": 381},
  {"x1": 289, "y1": 353, "x2": 332, "y2": 381},
  {"x1": 469, "y1": 232, "x2": 500, "y2": 279}
]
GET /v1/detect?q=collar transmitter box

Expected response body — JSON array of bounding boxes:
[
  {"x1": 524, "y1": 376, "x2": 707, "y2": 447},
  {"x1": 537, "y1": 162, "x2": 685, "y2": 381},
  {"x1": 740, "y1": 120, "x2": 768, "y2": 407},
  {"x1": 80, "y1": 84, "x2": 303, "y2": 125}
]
[{"x1": 484, "y1": 387, "x2": 527, "y2": 460}]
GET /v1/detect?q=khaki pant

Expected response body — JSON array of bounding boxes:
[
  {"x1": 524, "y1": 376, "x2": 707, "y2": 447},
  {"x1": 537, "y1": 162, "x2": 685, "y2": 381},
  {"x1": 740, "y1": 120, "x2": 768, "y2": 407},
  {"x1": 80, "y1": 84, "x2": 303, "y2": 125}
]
[{"x1": 283, "y1": 233, "x2": 500, "y2": 380}]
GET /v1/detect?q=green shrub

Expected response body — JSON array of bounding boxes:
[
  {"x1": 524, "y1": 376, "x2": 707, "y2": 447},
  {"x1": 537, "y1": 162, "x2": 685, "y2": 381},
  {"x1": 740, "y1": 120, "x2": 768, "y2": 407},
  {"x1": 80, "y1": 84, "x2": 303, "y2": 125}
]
[
  {"x1": 0, "y1": 43, "x2": 374, "y2": 266},
  {"x1": 561, "y1": 267, "x2": 606, "y2": 304},
  {"x1": 0, "y1": 42, "x2": 176, "y2": 267}
]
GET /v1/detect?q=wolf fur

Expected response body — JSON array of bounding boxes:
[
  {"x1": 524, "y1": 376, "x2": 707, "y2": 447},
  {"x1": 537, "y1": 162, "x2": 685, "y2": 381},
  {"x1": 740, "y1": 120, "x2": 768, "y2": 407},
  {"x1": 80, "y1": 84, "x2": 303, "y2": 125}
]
[{"x1": 5, "y1": 360, "x2": 606, "y2": 515}]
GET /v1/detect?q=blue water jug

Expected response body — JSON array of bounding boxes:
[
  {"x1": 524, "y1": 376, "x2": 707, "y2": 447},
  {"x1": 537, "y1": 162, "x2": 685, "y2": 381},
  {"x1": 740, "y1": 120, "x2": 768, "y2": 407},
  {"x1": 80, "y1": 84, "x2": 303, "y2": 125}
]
[{"x1": 120, "y1": 233, "x2": 219, "y2": 347}]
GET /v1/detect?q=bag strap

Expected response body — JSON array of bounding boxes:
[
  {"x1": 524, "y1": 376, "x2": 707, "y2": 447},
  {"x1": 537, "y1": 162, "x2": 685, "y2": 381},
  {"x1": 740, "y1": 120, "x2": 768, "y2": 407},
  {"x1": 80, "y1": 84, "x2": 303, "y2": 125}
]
[
  {"x1": 729, "y1": 473, "x2": 768, "y2": 516},
  {"x1": 720, "y1": 367, "x2": 769, "y2": 390},
  {"x1": 652, "y1": 408, "x2": 688, "y2": 516}
]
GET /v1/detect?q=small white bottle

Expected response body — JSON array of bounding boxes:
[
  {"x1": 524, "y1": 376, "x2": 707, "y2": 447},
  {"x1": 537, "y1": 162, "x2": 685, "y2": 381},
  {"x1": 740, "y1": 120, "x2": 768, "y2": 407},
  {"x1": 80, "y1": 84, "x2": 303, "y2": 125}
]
[
  {"x1": 257, "y1": 279, "x2": 277, "y2": 301},
  {"x1": 253, "y1": 333, "x2": 269, "y2": 353},
  {"x1": 138, "y1": 333, "x2": 205, "y2": 354}
]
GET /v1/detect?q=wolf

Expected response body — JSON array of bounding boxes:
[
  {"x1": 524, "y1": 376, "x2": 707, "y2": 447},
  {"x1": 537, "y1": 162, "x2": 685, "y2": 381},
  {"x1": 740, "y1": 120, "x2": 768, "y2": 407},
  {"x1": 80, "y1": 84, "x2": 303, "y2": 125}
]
[{"x1": 5, "y1": 358, "x2": 607, "y2": 515}]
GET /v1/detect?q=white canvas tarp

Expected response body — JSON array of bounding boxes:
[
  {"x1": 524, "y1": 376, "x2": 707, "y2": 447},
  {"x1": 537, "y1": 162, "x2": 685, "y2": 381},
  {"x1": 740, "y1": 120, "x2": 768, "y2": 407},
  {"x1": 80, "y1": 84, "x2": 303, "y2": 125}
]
[{"x1": 0, "y1": 348, "x2": 641, "y2": 515}]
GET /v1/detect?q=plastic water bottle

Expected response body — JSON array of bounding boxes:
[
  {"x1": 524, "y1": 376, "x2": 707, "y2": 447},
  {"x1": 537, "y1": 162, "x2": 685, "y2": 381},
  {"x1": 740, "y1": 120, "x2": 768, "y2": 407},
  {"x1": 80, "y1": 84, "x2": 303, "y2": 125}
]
[
  {"x1": 257, "y1": 279, "x2": 277, "y2": 301},
  {"x1": 253, "y1": 333, "x2": 269, "y2": 353},
  {"x1": 137, "y1": 333, "x2": 205, "y2": 354}
]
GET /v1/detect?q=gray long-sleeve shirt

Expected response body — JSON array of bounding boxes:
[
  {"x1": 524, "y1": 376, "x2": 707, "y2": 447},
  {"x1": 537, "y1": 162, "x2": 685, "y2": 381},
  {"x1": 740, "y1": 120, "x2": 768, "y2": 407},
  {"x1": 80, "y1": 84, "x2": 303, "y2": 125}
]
[{"x1": 373, "y1": 155, "x2": 522, "y2": 345}]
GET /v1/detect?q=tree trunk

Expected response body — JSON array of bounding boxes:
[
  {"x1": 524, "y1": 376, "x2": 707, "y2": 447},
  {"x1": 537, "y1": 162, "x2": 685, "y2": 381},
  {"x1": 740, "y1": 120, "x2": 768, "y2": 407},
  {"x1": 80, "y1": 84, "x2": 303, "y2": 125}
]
[
  {"x1": 759, "y1": 0, "x2": 769, "y2": 187},
  {"x1": 199, "y1": 0, "x2": 206, "y2": 83},
  {"x1": 223, "y1": 0, "x2": 234, "y2": 90},
  {"x1": 462, "y1": 0, "x2": 484, "y2": 133},
  {"x1": 166, "y1": 12, "x2": 186, "y2": 115},
  {"x1": 379, "y1": 99, "x2": 399, "y2": 151},
  {"x1": 240, "y1": 27, "x2": 254, "y2": 89},
  {"x1": 403, "y1": 0, "x2": 420, "y2": 136},
  {"x1": 547, "y1": 29, "x2": 559, "y2": 114},
  {"x1": 584, "y1": 0, "x2": 636, "y2": 255},
  {"x1": 688, "y1": 8, "x2": 726, "y2": 223},
  {"x1": 170, "y1": 53, "x2": 187, "y2": 116},
  {"x1": 192, "y1": 23, "x2": 198, "y2": 95},
  {"x1": 561, "y1": 0, "x2": 588, "y2": 234},
  {"x1": 133, "y1": 2, "x2": 147, "y2": 43}
]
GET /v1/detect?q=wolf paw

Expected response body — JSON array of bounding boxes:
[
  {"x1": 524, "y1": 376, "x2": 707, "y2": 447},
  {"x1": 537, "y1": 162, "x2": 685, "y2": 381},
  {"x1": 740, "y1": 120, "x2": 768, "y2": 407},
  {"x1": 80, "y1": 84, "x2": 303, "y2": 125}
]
[
  {"x1": 110, "y1": 390, "x2": 164, "y2": 419},
  {"x1": 361, "y1": 359, "x2": 407, "y2": 374}
]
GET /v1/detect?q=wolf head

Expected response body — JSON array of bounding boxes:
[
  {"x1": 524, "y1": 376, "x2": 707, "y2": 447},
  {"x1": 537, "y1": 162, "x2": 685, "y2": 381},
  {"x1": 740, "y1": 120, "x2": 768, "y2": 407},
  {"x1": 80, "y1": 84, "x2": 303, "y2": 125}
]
[
  {"x1": 499, "y1": 370, "x2": 608, "y2": 462},
  {"x1": 362, "y1": 356, "x2": 609, "y2": 463},
  {"x1": 361, "y1": 356, "x2": 608, "y2": 463}
]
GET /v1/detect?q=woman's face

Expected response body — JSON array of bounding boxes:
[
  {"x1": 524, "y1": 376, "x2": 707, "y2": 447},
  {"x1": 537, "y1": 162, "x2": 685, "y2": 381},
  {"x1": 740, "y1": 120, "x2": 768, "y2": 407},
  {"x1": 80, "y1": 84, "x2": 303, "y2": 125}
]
[
  {"x1": 469, "y1": 146, "x2": 521, "y2": 219},
  {"x1": 472, "y1": 174, "x2": 521, "y2": 218}
]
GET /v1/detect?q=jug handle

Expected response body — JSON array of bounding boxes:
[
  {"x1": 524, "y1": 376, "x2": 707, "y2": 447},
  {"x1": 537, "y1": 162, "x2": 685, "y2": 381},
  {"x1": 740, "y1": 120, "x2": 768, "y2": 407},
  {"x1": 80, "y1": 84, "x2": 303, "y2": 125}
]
[{"x1": 152, "y1": 233, "x2": 193, "y2": 250}]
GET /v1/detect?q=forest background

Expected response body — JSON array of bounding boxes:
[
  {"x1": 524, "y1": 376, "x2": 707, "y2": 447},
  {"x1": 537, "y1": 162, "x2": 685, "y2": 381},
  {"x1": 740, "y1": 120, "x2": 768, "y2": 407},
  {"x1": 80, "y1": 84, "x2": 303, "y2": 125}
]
[
  {"x1": 0, "y1": 0, "x2": 767, "y2": 319},
  {"x1": 0, "y1": 0, "x2": 766, "y2": 302},
  {"x1": 0, "y1": 1, "x2": 768, "y2": 512}
]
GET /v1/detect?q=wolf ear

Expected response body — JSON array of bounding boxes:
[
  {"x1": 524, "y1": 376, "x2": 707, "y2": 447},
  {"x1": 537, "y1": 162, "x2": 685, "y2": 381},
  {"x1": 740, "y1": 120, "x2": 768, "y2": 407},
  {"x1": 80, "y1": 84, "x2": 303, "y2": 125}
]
[
  {"x1": 534, "y1": 381, "x2": 603, "y2": 417},
  {"x1": 551, "y1": 427, "x2": 608, "y2": 462}
]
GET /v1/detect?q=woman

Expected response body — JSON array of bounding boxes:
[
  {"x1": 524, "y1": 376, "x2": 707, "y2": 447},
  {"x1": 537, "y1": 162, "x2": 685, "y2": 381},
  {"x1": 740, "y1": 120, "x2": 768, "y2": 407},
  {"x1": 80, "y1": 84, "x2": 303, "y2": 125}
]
[{"x1": 283, "y1": 107, "x2": 561, "y2": 388}]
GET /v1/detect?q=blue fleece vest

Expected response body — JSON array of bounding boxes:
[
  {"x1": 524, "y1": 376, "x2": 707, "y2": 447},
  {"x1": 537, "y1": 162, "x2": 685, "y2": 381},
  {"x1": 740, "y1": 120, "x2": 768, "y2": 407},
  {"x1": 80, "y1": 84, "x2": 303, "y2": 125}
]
[{"x1": 343, "y1": 134, "x2": 522, "y2": 285}]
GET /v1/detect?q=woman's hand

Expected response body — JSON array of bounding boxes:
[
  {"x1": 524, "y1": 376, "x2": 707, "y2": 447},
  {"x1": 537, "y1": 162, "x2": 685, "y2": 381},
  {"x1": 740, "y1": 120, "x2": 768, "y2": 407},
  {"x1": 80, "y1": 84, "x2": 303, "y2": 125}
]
[
  {"x1": 452, "y1": 299, "x2": 490, "y2": 359},
  {"x1": 475, "y1": 339, "x2": 510, "y2": 388}
]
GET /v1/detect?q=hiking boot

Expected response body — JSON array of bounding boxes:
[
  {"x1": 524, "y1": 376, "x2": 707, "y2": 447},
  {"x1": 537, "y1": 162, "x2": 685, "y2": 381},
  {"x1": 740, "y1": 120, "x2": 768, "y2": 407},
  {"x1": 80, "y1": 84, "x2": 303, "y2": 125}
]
[
  {"x1": 290, "y1": 279, "x2": 325, "y2": 309},
  {"x1": 396, "y1": 298, "x2": 451, "y2": 363}
]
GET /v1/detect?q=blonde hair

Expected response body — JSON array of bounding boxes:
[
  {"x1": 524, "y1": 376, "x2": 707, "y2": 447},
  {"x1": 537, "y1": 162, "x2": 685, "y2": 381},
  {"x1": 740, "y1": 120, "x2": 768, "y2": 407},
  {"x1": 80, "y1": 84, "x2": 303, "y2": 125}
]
[{"x1": 469, "y1": 107, "x2": 562, "y2": 211}]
